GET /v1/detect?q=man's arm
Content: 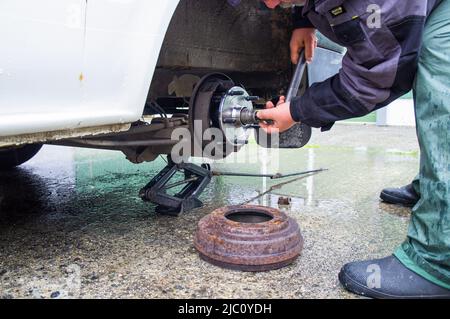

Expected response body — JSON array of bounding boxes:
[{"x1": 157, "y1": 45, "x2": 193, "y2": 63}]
[
  {"x1": 290, "y1": 14, "x2": 426, "y2": 131},
  {"x1": 259, "y1": 9, "x2": 426, "y2": 133}
]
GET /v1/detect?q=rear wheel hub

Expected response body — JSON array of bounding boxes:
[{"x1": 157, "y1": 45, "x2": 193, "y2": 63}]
[{"x1": 189, "y1": 73, "x2": 254, "y2": 159}]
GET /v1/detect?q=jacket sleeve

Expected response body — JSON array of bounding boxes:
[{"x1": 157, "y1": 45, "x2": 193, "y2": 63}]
[
  {"x1": 292, "y1": 6, "x2": 314, "y2": 29},
  {"x1": 290, "y1": 15, "x2": 426, "y2": 131}
]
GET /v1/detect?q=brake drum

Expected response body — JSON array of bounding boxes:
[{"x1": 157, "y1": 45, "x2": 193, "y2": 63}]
[{"x1": 194, "y1": 205, "x2": 304, "y2": 272}]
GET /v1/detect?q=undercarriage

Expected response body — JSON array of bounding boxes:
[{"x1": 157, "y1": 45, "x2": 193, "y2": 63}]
[
  {"x1": 52, "y1": 0, "x2": 343, "y2": 162},
  {"x1": 1, "y1": 0, "x2": 344, "y2": 215}
]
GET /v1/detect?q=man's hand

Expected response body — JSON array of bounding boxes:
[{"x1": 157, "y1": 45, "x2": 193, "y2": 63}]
[
  {"x1": 290, "y1": 28, "x2": 317, "y2": 64},
  {"x1": 257, "y1": 96, "x2": 297, "y2": 134}
]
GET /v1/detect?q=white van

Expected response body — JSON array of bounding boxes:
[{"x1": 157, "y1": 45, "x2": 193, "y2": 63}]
[{"x1": 0, "y1": 0, "x2": 343, "y2": 169}]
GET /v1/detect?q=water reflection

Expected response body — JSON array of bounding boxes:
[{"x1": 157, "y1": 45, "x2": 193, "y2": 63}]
[
  {"x1": 0, "y1": 143, "x2": 419, "y2": 223},
  {"x1": 0, "y1": 168, "x2": 50, "y2": 224}
]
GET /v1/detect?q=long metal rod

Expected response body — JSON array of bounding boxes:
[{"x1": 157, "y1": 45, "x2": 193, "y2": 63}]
[
  {"x1": 49, "y1": 120, "x2": 189, "y2": 150},
  {"x1": 286, "y1": 49, "x2": 306, "y2": 102},
  {"x1": 211, "y1": 168, "x2": 327, "y2": 180},
  {"x1": 241, "y1": 169, "x2": 325, "y2": 205},
  {"x1": 271, "y1": 168, "x2": 327, "y2": 179}
]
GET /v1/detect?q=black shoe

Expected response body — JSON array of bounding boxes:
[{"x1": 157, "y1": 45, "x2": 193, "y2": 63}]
[
  {"x1": 380, "y1": 183, "x2": 419, "y2": 207},
  {"x1": 338, "y1": 255, "x2": 450, "y2": 299}
]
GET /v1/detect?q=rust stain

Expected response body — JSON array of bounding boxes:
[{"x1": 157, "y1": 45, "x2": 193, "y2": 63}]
[{"x1": 0, "y1": 123, "x2": 131, "y2": 148}]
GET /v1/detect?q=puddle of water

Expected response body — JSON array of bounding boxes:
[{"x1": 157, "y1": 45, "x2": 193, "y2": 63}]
[{"x1": 0, "y1": 138, "x2": 418, "y2": 298}]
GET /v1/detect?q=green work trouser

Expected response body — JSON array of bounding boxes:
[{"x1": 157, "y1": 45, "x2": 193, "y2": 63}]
[{"x1": 394, "y1": 0, "x2": 450, "y2": 289}]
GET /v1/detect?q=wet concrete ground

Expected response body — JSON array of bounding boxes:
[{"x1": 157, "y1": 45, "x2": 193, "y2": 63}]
[{"x1": 0, "y1": 124, "x2": 419, "y2": 299}]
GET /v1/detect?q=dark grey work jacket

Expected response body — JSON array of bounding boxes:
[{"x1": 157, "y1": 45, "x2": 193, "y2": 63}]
[{"x1": 291, "y1": 0, "x2": 442, "y2": 130}]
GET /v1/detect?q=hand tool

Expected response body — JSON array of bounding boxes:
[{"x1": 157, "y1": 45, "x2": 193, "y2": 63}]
[{"x1": 220, "y1": 49, "x2": 307, "y2": 127}]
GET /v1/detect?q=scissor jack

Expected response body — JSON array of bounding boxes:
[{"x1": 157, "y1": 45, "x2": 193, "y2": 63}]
[
  {"x1": 139, "y1": 155, "x2": 326, "y2": 216},
  {"x1": 139, "y1": 158, "x2": 212, "y2": 216}
]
